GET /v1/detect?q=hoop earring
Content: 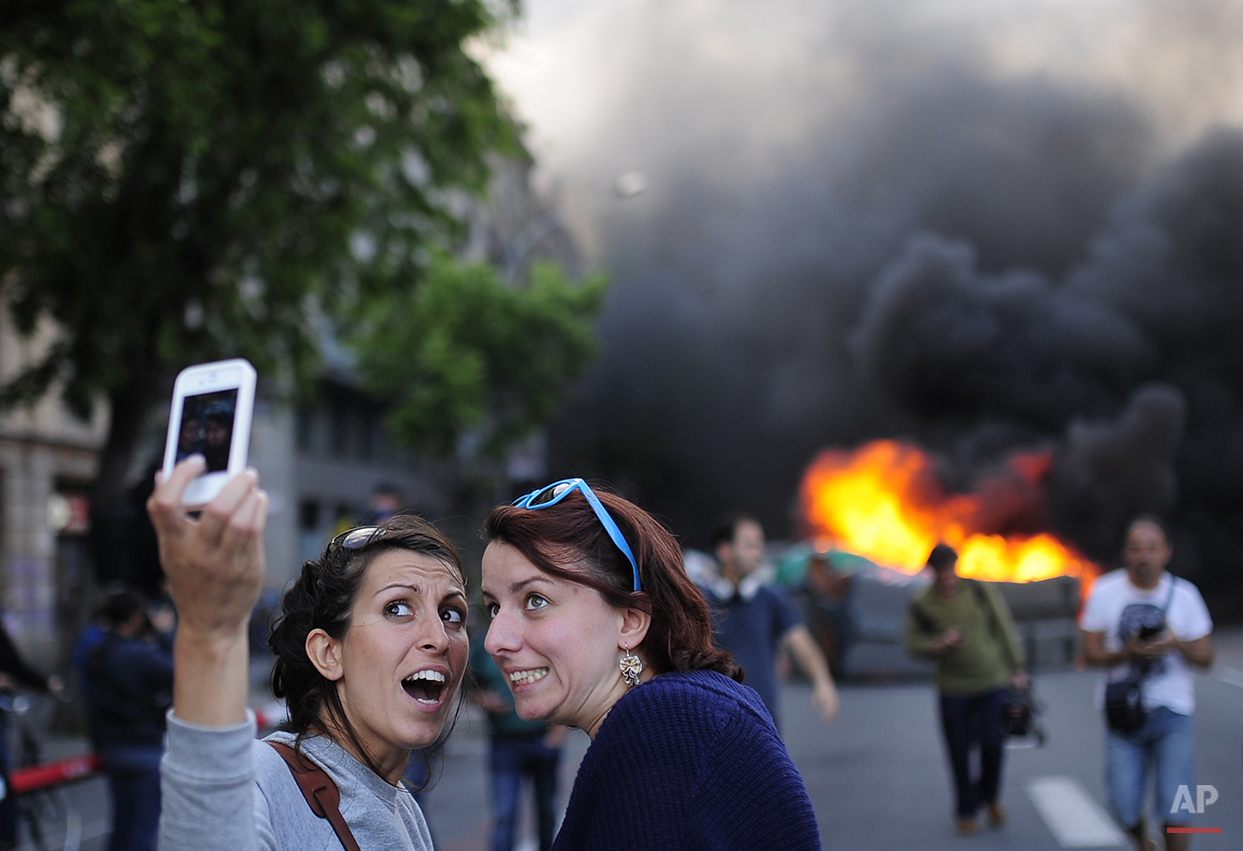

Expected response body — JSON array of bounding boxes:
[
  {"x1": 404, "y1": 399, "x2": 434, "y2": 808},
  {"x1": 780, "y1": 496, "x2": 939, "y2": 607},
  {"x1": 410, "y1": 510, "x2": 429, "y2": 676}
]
[{"x1": 619, "y1": 646, "x2": 643, "y2": 689}]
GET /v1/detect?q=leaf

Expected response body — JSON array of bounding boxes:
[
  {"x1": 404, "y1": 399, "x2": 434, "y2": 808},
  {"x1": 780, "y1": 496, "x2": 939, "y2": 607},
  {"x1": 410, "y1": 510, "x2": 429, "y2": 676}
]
[{"x1": 349, "y1": 252, "x2": 606, "y2": 458}]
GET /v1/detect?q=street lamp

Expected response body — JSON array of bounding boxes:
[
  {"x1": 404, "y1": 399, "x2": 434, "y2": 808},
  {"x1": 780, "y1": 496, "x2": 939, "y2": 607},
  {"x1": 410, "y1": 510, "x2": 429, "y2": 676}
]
[{"x1": 502, "y1": 171, "x2": 649, "y2": 285}]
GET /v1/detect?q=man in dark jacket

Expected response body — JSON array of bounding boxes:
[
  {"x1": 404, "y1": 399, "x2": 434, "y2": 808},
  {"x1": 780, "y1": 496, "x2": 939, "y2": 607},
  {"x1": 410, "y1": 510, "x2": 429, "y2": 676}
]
[{"x1": 87, "y1": 590, "x2": 173, "y2": 851}]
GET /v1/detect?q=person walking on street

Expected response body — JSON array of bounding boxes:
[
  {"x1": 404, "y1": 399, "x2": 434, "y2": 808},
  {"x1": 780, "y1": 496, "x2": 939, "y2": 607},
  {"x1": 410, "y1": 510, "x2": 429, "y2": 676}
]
[
  {"x1": 87, "y1": 589, "x2": 174, "y2": 851},
  {"x1": 904, "y1": 543, "x2": 1026, "y2": 835},
  {"x1": 471, "y1": 640, "x2": 563, "y2": 851},
  {"x1": 700, "y1": 515, "x2": 839, "y2": 729},
  {"x1": 1080, "y1": 516, "x2": 1213, "y2": 851}
]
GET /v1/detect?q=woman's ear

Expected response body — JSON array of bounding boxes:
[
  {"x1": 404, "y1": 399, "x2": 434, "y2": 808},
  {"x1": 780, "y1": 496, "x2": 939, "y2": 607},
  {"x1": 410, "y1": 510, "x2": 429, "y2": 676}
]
[
  {"x1": 619, "y1": 606, "x2": 652, "y2": 652},
  {"x1": 306, "y1": 628, "x2": 344, "y2": 681}
]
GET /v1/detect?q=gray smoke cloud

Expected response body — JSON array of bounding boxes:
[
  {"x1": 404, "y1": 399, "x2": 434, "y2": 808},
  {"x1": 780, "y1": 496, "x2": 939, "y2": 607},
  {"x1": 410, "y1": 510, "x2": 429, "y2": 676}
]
[
  {"x1": 1047, "y1": 384, "x2": 1186, "y2": 564},
  {"x1": 524, "y1": 1, "x2": 1243, "y2": 586},
  {"x1": 849, "y1": 234, "x2": 1153, "y2": 430}
]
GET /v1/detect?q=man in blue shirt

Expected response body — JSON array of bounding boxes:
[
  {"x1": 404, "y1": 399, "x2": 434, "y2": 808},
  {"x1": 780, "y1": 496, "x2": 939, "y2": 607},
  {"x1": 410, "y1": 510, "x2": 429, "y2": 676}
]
[
  {"x1": 87, "y1": 589, "x2": 174, "y2": 851},
  {"x1": 701, "y1": 516, "x2": 838, "y2": 729}
]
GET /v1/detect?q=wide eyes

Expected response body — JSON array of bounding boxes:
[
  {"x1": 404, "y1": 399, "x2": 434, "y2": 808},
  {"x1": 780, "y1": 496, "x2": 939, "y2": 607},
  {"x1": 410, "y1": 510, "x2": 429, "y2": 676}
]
[
  {"x1": 383, "y1": 599, "x2": 465, "y2": 625},
  {"x1": 479, "y1": 591, "x2": 549, "y2": 616},
  {"x1": 483, "y1": 593, "x2": 548, "y2": 618},
  {"x1": 385, "y1": 601, "x2": 414, "y2": 618}
]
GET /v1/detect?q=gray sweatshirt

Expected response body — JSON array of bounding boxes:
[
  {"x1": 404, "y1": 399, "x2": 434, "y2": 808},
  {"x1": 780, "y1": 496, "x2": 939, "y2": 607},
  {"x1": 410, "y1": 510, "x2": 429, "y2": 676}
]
[{"x1": 159, "y1": 712, "x2": 434, "y2": 850}]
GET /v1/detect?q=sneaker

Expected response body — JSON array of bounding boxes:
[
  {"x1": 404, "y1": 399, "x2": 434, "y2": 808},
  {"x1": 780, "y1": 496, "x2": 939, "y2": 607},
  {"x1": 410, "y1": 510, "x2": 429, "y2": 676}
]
[
  {"x1": 956, "y1": 817, "x2": 978, "y2": 835},
  {"x1": 986, "y1": 802, "x2": 1006, "y2": 828}
]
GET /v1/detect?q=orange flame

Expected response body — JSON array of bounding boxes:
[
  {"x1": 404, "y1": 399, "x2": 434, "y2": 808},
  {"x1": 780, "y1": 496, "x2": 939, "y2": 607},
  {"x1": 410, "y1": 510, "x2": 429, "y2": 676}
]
[{"x1": 799, "y1": 440, "x2": 1097, "y2": 585}]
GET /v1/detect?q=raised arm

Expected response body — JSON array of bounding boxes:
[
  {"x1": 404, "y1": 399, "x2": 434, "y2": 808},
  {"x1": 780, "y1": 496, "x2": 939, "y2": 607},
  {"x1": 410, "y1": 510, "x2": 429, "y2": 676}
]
[
  {"x1": 146, "y1": 457, "x2": 268, "y2": 726},
  {"x1": 149, "y1": 459, "x2": 277, "y2": 851}
]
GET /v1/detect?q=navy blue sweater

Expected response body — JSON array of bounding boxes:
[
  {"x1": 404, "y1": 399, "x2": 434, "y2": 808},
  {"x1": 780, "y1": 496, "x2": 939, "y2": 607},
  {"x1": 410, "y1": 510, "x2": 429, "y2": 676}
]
[{"x1": 553, "y1": 670, "x2": 821, "y2": 850}]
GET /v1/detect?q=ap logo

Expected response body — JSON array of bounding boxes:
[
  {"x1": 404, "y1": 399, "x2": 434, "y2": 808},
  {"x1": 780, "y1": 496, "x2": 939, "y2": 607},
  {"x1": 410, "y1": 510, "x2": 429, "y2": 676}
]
[{"x1": 1170, "y1": 785, "x2": 1217, "y2": 814}]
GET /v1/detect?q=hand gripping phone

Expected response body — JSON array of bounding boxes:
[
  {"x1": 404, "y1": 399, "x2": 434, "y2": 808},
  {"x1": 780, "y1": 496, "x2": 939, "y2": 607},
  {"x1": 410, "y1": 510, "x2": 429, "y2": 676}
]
[{"x1": 161, "y1": 359, "x2": 257, "y2": 506}]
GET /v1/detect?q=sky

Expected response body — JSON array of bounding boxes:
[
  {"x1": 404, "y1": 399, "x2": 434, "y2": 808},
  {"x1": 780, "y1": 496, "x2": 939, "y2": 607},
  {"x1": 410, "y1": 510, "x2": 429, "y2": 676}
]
[{"x1": 475, "y1": 0, "x2": 1243, "y2": 578}]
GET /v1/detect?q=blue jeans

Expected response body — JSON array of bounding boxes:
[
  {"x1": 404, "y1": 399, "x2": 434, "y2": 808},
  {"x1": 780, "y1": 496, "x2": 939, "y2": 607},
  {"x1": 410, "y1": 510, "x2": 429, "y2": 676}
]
[
  {"x1": 1106, "y1": 706, "x2": 1195, "y2": 829},
  {"x1": 490, "y1": 733, "x2": 560, "y2": 851},
  {"x1": 939, "y1": 688, "x2": 1007, "y2": 818},
  {"x1": 101, "y1": 746, "x2": 163, "y2": 851}
]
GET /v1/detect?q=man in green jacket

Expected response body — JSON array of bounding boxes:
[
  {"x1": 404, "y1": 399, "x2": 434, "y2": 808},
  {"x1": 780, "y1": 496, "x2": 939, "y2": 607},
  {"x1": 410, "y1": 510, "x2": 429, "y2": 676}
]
[{"x1": 904, "y1": 544, "x2": 1027, "y2": 835}]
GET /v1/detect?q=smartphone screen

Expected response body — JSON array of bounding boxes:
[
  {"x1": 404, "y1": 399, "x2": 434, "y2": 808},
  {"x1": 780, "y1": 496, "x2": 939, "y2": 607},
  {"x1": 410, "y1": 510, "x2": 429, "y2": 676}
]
[
  {"x1": 174, "y1": 389, "x2": 240, "y2": 473},
  {"x1": 162, "y1": 358, "x2": 257, "y2": 506}
]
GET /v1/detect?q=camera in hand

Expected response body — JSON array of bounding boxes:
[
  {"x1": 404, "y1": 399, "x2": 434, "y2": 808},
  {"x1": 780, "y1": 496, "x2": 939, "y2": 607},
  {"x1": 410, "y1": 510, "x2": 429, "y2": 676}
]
[{"x1": 1137, "y1": 623, "x2": 1163, "y2": 641}]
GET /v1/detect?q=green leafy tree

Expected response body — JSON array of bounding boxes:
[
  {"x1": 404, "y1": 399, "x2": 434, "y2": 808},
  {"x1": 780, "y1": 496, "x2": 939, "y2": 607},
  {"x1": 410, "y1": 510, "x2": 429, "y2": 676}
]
[
  {"x1": 351, "y1": 254, "x2": 607, "y2": 460},
  {"x1": 0, "y1": 0, "x2": 519, "y2": 510}
]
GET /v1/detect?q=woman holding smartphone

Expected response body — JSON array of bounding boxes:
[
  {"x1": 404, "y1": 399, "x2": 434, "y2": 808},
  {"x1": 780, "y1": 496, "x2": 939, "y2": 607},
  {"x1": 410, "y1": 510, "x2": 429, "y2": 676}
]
[
  {"x1": 481, "y1": 478, "x2": 821, "y2": 850},
  {"x1": 148, "y1": 457, "x2": 469, "y2": 851}
]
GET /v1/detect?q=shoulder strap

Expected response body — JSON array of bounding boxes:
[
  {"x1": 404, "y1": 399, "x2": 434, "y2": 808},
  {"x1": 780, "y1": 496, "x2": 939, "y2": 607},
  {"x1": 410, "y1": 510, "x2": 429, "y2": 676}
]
[
  {"x1": 908, "y1": 597, "x2": 936, "y2": 634},
  {"x1": 268, "y1": 741, "x2": 362, "y2": 851},
  {"x1": 1129, "y1": 578, "x2": 1179, "y2": 682},
  {"x1": 1161, "y1": 576, "x2": 1178, "y2": 616},
  {"x1": 967, "y1": 579, "x2": 1001, "y2": 640}
]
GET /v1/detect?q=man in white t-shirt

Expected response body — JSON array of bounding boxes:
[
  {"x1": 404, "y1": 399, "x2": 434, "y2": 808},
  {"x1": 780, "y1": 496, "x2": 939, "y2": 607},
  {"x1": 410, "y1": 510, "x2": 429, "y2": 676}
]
[{"x1": 1080, "y1": 516, "x2": 1214, "y2": 851}]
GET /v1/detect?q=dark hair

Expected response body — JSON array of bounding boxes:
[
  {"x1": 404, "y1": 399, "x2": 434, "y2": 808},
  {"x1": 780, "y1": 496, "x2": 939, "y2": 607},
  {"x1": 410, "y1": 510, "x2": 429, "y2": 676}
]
[
  {"x1": 100, "y1": 589, "x2": 147, "y2": 630},
  {"x1": 268, "y1": 514, "x2": 467, "y2": 778},
  {"x1": 709, "y1": 514, "x2": 761, "y2": 553},
  {"x1": 484, "y1": 485, "x2": 743, "y2": 682},
  {"x1": 926, "y1": 543, "x2": 958, "y2": 572},
  {"x1": 1125, "y1": 514, "x2": 1170, "y2": 544}
]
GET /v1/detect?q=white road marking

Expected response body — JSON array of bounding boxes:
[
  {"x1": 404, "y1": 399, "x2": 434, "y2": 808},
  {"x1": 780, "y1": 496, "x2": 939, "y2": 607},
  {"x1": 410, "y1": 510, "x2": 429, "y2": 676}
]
[
  {"x1": 1214, "y1": 666, "x2": 1243, "y2": 689},
  {"x1": 1026, "y1": 775, "x2": 1126, "y2": 848}
]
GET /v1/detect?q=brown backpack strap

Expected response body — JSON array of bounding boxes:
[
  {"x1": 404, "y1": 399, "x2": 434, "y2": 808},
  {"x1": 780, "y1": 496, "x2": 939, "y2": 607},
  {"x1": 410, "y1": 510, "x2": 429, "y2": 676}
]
[{"x1": 268, "y1": 741, "x2": 362, "y2": 851}]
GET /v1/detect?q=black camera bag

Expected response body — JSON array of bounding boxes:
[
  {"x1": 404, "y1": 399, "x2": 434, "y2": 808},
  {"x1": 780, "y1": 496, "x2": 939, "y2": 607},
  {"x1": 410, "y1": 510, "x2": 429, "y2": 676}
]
[{"x1": 1103, "y1": 674, "x2": 1146, "y2": 735}]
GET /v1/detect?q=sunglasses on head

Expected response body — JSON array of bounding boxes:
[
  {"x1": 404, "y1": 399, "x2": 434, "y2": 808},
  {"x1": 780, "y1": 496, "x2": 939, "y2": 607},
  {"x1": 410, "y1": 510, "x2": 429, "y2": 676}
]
[
  {"x1": 326, "y1": 525, "x2": 386, "y2": 555},
  {"x1": 511, "y1": 478, "x2": 641, "y2": 592}
]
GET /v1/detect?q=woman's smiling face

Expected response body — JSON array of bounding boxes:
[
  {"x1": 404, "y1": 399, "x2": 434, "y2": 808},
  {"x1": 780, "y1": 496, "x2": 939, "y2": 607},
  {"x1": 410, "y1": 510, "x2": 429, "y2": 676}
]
[
  {"x1": 481, "y1": 541, "x2": 631, "y2": 738},
  {"x1": 321, "y1": 548, "x2": 469, "y2": 780}
]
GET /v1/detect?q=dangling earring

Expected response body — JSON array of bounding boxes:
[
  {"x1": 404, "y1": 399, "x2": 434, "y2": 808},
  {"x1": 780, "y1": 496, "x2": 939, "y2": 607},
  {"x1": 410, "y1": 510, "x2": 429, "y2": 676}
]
[{"x1": 619, "y1": 645, "x2": 643, "y2": 689}]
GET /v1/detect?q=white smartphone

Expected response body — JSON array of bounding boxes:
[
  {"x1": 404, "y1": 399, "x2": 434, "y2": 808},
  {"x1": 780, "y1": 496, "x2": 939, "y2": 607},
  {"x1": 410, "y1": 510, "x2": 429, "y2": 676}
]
[{"x1": 161, "y1": 358, "x2": 257, "y2": 506}]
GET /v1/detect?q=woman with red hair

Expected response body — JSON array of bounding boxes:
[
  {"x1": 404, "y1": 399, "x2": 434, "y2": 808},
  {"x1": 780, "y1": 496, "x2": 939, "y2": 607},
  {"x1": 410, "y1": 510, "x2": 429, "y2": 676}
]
[{"x1": 481, "y1": 478, "x2": 821, "y2": 850}]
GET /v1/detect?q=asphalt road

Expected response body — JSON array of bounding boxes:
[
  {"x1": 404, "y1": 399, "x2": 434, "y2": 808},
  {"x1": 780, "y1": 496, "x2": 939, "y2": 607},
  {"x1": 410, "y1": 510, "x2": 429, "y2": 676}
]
[
  {"x1": 425, "y1": 630, "x2": 1243, "y2": 851},
  {"x1": 783, "y1": 665, "x2": 1242, "y2": 850},
  {"x1": 26, "y1": 629, "x2": 1243, "y2": 851}
]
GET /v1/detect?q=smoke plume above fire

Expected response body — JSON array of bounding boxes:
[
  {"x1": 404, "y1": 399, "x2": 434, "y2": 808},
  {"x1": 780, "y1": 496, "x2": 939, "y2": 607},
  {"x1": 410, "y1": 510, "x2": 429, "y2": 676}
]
[{"x1": 490, "y1": 0, "x2": 1243, "y2": 590}]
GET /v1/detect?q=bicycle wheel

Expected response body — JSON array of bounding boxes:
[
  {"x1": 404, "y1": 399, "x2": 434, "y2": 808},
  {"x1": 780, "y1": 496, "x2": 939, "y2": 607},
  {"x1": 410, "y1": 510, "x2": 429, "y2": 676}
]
[{"x1": 20, "y1": 786, "x2": 80, "y2": 851}]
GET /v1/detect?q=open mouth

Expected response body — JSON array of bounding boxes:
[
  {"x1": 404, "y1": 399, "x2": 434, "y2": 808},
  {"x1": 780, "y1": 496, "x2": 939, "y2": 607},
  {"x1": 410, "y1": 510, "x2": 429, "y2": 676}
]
[{"x1": 402, "y1": 670, "x2": 447, "y2": 704}]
